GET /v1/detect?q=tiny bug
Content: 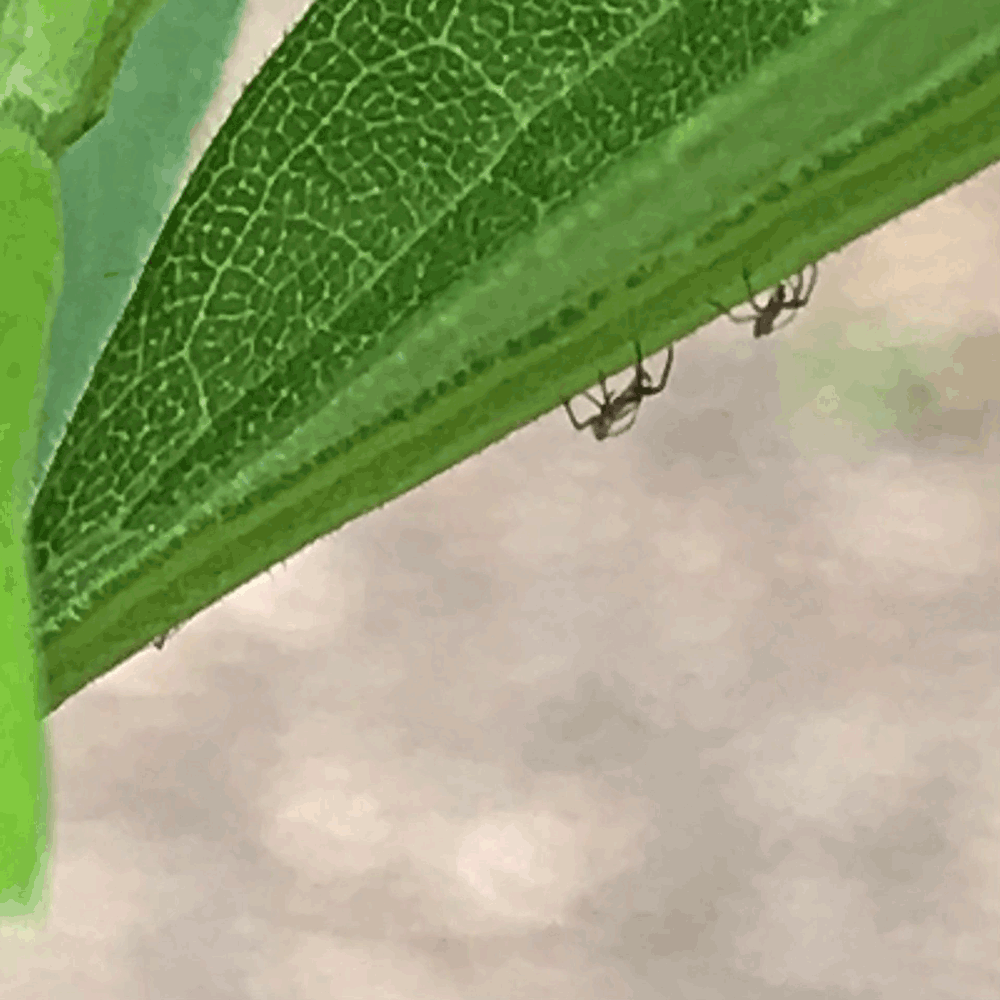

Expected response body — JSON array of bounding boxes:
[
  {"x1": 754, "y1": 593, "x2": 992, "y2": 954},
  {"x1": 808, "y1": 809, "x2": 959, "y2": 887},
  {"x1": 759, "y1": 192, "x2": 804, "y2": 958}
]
[
  {"x1": 152, "y1": 623, "x2": 183, "y2": 650},
  {"x1": 710, "y1": 262, "x2": 818, "y2": 338},
  {"x1": 562, "y1": 340, "x2": 674, "y2": 441}
]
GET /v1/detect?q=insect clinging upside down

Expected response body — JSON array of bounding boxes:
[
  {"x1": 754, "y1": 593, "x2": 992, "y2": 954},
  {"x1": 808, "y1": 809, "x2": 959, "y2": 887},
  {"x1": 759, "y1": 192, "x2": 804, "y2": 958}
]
[
  {"x1": 710, "y1": 262, "x2": 818, "y2": 338},
  {"x1": 152, "y1": 623, "x2": 184, "y2": 650},
  {"x1": 562, "y1": 340, "x2": 674, "y2": 441}
]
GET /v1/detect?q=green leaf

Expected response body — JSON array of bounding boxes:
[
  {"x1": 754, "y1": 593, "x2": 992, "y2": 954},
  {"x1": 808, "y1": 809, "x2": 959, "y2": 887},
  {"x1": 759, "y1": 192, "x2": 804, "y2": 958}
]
[
  {"x1": 0, "y1": 0, "x2": 174, "y2": 159},
  {"x1": 29, "y1": 0, "x2": 248, "y2": 504},
  {"x1": 28, "y1": 0, "x2": 1000, "y2": 714},
  {"x1": 0, "y1": 124, "x2": 57, "y2": 912}
]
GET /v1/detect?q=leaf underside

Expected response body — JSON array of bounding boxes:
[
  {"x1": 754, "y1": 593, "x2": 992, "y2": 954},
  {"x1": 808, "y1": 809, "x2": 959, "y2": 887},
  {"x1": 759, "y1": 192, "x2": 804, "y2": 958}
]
[{"x1": 28, "y1": 0, "x2": 1000, "y2": 713}]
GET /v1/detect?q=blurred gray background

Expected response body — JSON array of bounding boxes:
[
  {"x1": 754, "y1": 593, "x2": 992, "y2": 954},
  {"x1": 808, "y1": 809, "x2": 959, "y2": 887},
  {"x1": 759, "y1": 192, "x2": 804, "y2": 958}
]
[{"x1": 3, "y1": 2, "x2": 998, "y2": 997}]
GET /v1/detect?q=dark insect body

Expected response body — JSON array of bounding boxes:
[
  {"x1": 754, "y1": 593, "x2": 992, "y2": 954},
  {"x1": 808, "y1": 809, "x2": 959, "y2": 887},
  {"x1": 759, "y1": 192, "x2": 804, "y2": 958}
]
[
  {"x1": 710, "y1": 263, "x2": 818, "y2": 338},
  {"x1": 152, "y1": 624, "x2": 183, "y2": 650},
  {"x1": 562, "y1": 341, "x2": 674, "y2": 441}
]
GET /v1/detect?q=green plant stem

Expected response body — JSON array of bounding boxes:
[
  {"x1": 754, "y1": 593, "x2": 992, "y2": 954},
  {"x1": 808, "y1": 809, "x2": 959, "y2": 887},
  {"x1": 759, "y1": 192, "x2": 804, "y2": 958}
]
[{"x1": 0, "y1": 125, "x2": 58, "y2": 913}]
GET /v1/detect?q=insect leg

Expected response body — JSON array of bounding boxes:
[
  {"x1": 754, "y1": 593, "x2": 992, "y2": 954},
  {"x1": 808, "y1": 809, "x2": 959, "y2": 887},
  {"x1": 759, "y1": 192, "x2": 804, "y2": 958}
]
[
  {"x1": 709, "y1": 298, "x2": 757, "y2": 324},
  {"x1": 769, "y1": 309, "x2": 801, "y2": 332},
  {"x1": 597, "y1": 370, "x2": 613, "y2": 404},
  {"x1": 605, "y1": 409, "x2": 640, "y2": 437},
  {"x1": 798, "y1": 262, "x2": 819, "y2": 303},
  {"x1": 631, "y1": 340, "x2": 656, "y2": 387},
  {"x1": 742, "y1": 265, "x2": 771, "y2": 313},
  {"x1": 562, "y1": 398, "x2": 595, "y2": 431},
  {"x1": 646, "y1": 344, "x2": 674, "y2": 392}
]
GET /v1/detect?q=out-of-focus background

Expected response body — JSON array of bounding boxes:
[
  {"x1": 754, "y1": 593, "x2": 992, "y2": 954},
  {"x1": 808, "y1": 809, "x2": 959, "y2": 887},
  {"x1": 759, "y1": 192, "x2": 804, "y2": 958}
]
[{"x1": 4, "y1": 2, "x2": 998, "y2": 997}]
